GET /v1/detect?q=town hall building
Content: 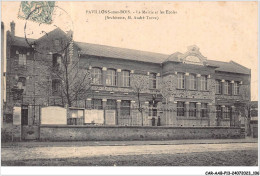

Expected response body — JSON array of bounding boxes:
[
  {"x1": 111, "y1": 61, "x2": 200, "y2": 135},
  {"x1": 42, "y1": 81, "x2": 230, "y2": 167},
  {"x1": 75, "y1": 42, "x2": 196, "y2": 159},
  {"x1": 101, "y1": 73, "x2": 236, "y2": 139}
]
[{"x1": 2, "y1": 22, "x2": 251, "y2": 141}]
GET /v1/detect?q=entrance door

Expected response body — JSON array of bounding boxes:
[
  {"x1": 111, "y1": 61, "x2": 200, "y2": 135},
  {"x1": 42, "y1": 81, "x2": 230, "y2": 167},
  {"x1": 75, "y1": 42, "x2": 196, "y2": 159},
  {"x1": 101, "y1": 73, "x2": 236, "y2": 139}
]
[
  {"x1": 21, "y1": 105, "x2": 39, "y2": 140},
  {"x1": 21, "y1": 105, "x2": 28, "y2": 126}
]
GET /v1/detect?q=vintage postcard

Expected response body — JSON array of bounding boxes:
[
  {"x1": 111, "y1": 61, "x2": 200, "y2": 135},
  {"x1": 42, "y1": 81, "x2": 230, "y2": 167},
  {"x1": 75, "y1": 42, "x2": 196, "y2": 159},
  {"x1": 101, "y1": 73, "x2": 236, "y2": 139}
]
[{"x1": 0, "y1": 1, "x2": 258, "y2": 175}]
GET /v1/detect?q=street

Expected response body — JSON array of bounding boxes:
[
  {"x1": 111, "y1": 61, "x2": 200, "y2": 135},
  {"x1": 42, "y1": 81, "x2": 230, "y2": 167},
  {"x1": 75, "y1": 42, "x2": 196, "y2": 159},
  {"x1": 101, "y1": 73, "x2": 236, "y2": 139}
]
[{"x1": 1, "y1": 140, "x2": 258, "y2": 166}]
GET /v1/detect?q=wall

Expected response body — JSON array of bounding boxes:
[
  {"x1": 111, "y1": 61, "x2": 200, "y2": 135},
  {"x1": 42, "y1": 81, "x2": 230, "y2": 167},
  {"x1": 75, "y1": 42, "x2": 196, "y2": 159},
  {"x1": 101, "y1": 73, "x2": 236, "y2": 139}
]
[{"x1": 40, "y1": 125, "x2": 244, "y2": 141}]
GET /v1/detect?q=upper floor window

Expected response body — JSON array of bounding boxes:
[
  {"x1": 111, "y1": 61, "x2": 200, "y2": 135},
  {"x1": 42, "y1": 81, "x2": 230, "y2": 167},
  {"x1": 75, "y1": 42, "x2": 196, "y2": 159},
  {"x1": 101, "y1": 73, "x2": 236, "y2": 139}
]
[
  {"x1": 53, "y1": 54, "x2": 62, "y2": 68},
  {"x1": 234, "y1": 82, "x2": 240, "y2": 95},
  {"x1": 122, "y1": 70, "x2": 130, "y2": 87},
  {"x1": 121, "y1": 100, "x2": 131, "y2": 116},
  {"x1": 215, "y1": 80, "x2": 222, "y2": 94},
  {"x1": 17, "y1": 77, "x2": 26, "y2": 88},
  {"x1": 201, "y1": 75, "x2": 207, "y2": 91},
  {"x1": 224, "y1": 81, "x2": 232, "y2": 95},
  {"x1": 54, "y1": 39, "x2": 60, "y2": 46},
  {"x1": 177, "y1": 73, "x2": 185, "y2": 89},
  {"x1": 52, "y1": 79, "x2": 61, "y2": 95},
  {"x1": 189, "y1": 102, "x2": 196, "y2": 117},
  {"x1": 92, "y1": 99, "x2": 103, "y2": 109},
  {"x1": 18, "y1": 54, "x2": 26, "y2": 66},
  {"x1": 177, "y1": 101, "x2": 185, "y2": 116},
  {"x1": 189, "y1": 74, "x2": 197, "y2": 90},
  {"x1": 92, "y1": 67, "x2": 102, "y2": 85},
  {"x1": 106, "y1": 69, "x2": 117, "y2": 86},
  {"x1": 149, "y1": 73, "x2": 157, "y2": 89}
]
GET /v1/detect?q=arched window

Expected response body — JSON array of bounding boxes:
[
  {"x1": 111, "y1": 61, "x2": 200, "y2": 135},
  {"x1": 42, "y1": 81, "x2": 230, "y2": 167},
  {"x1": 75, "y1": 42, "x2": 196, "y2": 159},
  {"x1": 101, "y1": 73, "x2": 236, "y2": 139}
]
[
  {"x1": 92, "y1": 67, "x2": 102, "y2": 84},
  {"x1": 106, "y1": 69, "x2": 117, "y2": 86}
]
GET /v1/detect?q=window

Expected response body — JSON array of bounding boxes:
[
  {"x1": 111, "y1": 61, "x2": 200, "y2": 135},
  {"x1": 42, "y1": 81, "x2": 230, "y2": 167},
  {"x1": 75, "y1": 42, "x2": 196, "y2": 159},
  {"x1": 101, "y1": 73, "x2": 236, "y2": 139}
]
[
  {"x1": 52, "y1": 54, "x2": 62, "y2": 68},
  {"x1": 148, "y1": 101, "x2": 157, "y2": 117},
  {"x1": 234, "y1": 82, "x2": 239, "y2": 95},
  {"x1": 177, "y1": 101, "x2": 185, "y2": 116},
  {"x1": 68, "y1": 109, "x2": 84, "y2": 125},
  {"x1": 52, "y1": 79, "x2": 61, "y2": 95},
  {"x1": 18, "y1": 54, "x2": 26, "y2": 66},
  {"x1": 224, "y1": 106, "x2": 231, "y2": 119},
  {"x1": 92, "y1": 67, "x2": 102, "y2": 84},
  {"x1": 92, "y1": 99, "x2": 103, "y2": 109},
  {"x1": 122, "y1": 70, "x2": 130, "y2": 87},
  {"x1": 189, "y1": 102, "x2": 196, "y2": 117},
  {"x1": 17, "y1": 77, "x2": 26, "y2": 90},
  {"x1": 224, "y1": 81, "x2": 232, "y2": 95},
  {"x1": 106, "y1": 69, "x2": 117, "y2": 86},
  {"x1": 189, "y1": 74, "x2": 197, "y2": 90},
  {"x1": 201, "y1": 103, "x2": 208, "y2": 118},
  {"x1": 121, "y1": 100, "x2": 130, "y2": 116},
  {"x1": 54, "y1": 39, "x2": 60, "y2": 46},
  {"x1": 216, "y1": 105, "x2": 222, "y2": 119},
  {"x1": 215, "y1": 80, "x2": 222, "y2": 94},
  {"x1": 201, "y1": 75, "x2": 207, "y2": 91},
  {"x1": 177, "y1": 73, "x2": 185, "y2": 89},
  {"x1": 149, "y1": 73, "x2": 157, "y2": 89},
  {"x1": 107, "y1": 99, "x2": 116, "y2": 110}
]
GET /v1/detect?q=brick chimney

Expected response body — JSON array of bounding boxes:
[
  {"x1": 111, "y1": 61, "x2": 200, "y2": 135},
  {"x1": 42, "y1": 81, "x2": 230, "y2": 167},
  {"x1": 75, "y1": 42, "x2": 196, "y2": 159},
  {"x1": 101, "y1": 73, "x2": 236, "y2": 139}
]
[{"x1": 10, "y1": 21, "x2": 15, "y2": 36}]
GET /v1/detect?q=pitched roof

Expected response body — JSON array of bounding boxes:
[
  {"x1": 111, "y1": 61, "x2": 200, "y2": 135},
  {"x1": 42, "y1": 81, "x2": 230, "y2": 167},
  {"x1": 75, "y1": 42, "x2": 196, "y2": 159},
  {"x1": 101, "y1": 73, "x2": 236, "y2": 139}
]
[
  {"x1": 11, "y1": 36, "x2": 35, "y2": 47},
  {"x1": 10, "y1": 32, "x2": 250, "y2": 75},
  {"x1": 206, "y1": 60, "x2": 250, "y2": 75},
  {"x1": 76, "y1": 42, "x2": 168, "y2": 63}
]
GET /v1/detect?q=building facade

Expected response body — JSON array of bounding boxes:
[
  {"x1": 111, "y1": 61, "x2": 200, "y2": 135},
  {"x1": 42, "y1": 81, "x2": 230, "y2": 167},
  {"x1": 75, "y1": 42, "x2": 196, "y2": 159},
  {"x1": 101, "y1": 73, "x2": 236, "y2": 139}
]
[{"x1": 3, "y1": 22, "x2": 251, "y2": 140}]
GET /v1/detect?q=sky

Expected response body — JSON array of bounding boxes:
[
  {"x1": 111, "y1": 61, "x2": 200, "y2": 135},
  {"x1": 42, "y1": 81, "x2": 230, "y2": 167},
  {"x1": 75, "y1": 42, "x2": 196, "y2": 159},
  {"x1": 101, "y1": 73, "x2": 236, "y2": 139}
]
[{"x1": 1, "y1": 1, "x2": 258, "y2": 100}]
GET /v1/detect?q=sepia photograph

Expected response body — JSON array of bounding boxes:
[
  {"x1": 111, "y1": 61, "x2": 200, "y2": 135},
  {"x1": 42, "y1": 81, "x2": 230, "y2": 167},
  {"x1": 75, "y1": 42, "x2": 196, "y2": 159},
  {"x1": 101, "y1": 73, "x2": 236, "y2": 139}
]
[{"x1": 0, "y1": 1, "x2": 259, "y2": 175}]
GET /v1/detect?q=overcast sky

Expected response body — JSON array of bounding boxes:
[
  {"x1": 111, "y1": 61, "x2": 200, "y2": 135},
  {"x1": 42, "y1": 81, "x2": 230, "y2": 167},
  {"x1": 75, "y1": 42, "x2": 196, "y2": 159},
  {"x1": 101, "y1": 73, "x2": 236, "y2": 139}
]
[{"x1": 1, "y1": 1, "x2": 258, "y2": 100}]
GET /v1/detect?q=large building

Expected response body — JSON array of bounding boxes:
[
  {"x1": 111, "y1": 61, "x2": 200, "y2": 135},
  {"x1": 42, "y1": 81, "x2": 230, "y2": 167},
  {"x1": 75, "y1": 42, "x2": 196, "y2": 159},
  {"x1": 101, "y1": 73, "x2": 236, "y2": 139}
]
[{"x1": 3, "y1": 22, "x2": 251, "y2": 140}]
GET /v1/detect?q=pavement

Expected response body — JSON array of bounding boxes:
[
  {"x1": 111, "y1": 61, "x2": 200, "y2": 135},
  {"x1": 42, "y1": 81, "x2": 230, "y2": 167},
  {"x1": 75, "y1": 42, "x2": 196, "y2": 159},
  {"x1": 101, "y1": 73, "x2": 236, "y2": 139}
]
[
  {"x1": 1, "y1": 137, "x2": 258, "y2": 148},
  {"x1": 1, "y1": 142, "x2": 258, "y2": 162}
]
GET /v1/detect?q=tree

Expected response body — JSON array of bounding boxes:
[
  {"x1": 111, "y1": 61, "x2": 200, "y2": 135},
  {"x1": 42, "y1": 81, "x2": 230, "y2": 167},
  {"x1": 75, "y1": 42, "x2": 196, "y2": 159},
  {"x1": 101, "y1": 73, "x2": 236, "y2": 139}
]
[
  {"x1": 131, "y1": 73, "x2": 149, "y2": 126},
  {"x1": 34, "y1": 38, "x2": 92, "y2": 108},
  {"x1": 235, "y1": 84, "x2": 251, "y2": 135}
]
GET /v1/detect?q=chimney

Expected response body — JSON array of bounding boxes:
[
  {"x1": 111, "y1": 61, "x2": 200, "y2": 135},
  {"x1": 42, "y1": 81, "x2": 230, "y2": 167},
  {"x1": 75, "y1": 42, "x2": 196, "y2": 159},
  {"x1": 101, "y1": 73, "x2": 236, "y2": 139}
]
[{"x1": 10, "y1": 21, "x2": 15, "y2": 36}]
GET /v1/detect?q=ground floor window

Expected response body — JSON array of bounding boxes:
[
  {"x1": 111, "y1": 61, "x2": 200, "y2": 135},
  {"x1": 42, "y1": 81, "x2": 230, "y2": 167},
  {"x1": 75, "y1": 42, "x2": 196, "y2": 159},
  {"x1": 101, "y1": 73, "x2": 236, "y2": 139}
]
[
  {"x1": 148, "y1": 101, "x2": 157, "y2": 117},
  {"x1": 107, "y1": 99, "x2": 117, "y2": 110},
  {"x1": 224, "y1": 106, "x2": 231, "y2": 119},
  {"x1": 216, "y1": 105, "x2": 222, "y2": 119},
  {"x1": 92, "y1": 99, "x2": 103, "y2": 109},
  {"x1": 120, "y1": 100, "x2": 130, "y2": 116},
  {"x1": 177, "y1": 101, "x2": 185, "y2": 116},
  {"x1": 68, "y1": 109, "x2": 84, "y2": 125},
  {"x1": 201, "y1": 103, "x2": 208, "y2": 118},
  {"x1": 189, "y1": 102, "x2": 196, "y2": 117}
]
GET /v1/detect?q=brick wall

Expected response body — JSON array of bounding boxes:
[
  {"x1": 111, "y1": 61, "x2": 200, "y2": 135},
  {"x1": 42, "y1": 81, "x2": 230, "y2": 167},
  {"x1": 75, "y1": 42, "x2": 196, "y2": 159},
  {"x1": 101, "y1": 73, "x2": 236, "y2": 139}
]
[{"x1": 40, "y1": 125, "x2": 244, "y2": 141}]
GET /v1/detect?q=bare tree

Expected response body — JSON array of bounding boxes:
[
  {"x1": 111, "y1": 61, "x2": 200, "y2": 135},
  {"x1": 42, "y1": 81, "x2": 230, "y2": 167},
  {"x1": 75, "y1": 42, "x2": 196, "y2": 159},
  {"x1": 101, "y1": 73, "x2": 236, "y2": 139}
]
[
  {"x1": 235, "y1": 84, "x2": 251, "y2": 135},
  {"x1": 34, "y1": 38, "x2": 92, "y2": 108},
  {"x1": 131, "y1": 74, "x2": 149, "y2": 126}
]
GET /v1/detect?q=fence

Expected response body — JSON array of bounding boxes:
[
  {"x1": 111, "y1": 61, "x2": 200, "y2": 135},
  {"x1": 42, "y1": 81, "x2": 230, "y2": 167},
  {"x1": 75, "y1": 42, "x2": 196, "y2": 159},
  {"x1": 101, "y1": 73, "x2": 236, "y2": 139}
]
[{"x1": 40, "y1": 106, "x2": 241, "y2": 127}]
